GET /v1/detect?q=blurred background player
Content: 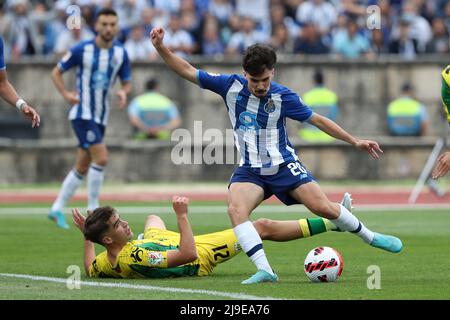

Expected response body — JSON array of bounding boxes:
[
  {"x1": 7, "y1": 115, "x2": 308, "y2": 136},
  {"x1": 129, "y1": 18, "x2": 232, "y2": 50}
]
[
  {"x1": 432, "y1": 65, "x2": 450, "y2": 180},
  {"x1": 72, "y1": 196, "x2": 339, "y2": 279},
  {"x1": 299, "y1": 69, "x2": 338, "y2": 143},
  {"x1": 127, "y1": 77, "x2": 181, "y2": 140},
  {"x1": 48, "y1": 8, "x2": 131, "y2": 229},
  {"x1": 0, "y1": 35, "x2": 40, "y2": 128},
  {"x1": 387, "y1": 82, "x2": 444, "y2": 196},
  {"x1": 387, "y1": 82, "x2": 429, "y2": 137}
]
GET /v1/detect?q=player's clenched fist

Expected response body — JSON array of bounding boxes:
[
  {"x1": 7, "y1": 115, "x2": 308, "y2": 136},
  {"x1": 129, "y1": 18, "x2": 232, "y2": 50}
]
[
  {"x1": 150, "y1": 27, "x2": 165, "y2": 48},
  {"x1": 172, "y1": 196, "x2": 189, "y2": 216}
]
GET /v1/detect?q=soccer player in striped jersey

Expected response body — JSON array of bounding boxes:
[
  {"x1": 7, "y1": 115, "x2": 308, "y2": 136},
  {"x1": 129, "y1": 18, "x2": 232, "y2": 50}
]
[
  {"x1": 432, "y1": 65, "x2": 450, "y2": 179},
  {"x1": 72, "y1": 196, "x2": 339, "y2": 279},
  {"x1": 151, "y1": 27, "x2": 403, "y2": 284},
  {"x1": 0, "y1": 36, "x2": 40, "y2": 127},
  {"x1": 48, "y1": 8, "x2": 131, "y2": 229}
]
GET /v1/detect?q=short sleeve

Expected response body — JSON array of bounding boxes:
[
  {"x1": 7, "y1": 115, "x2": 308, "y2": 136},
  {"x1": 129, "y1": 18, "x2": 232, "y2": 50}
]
[
  {"x1": 283, "y1": 92, "x2": 313, "y2": 122},
  {"x1": 57, "y1": 43, "x2": 83, "y2": 72},
  {"x1": 89, "y1": 259, "x2": 101, "y2": 278},
  {"x1": 127, "y1": 99, "x2": 140, "y2": 117},
  {"x1": 0, "y1": 38, "x2": 5, "y2": 70},
  {"x1": 197, "y1": 70, "x2": 235, "y2": 98},
  {"x1": 167, "y1": 105, "x2": 180, "y2": 119},
  {"x1": 419, "y1": 105, "x2": 428, "y2": 120},
  {"x1": 118, "y1": 48, "x2": 132, "y2": 82}
]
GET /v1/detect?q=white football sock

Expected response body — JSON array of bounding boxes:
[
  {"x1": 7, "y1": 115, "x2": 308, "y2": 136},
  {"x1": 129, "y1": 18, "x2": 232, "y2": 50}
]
[
  {"x1": 233, "y1": 221, "x2": 274, "y2": 275},
  {"x1": 331, "y1": 204, "x2": 374, "y2": 243},
  {"x1": 87, "y1": 163, "x2": 105, "y2": 211},
  {"x1": 51, "y1": 170, "x2": 84, "y2": 212}
]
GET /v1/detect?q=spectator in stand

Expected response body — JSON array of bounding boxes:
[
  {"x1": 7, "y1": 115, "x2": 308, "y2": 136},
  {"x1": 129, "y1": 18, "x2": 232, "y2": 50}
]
[
  {"x1": 401, "y1": 0, "x2": 432, "y2": 53},
  {"x1": 116, "y1": 0, "x2": 147, "y2": 35},
  {"x1": 42, "y1": 1, "x2": 70, "y2": 55},
  {"x1": 163, "y1": 13, "x2": 195, "y2": 58},
  {"x1": 267, "y1": 4, "x2": 301, "y2": 40},
  {"x1": 200, "y1": 14, "x2": 225, "y2": 57},
  {"x1": 235, "y1": 0, "x2": 270, "y2": 27},
  {"x1": 443, "y1": 1, "x2": 450, "y2": 35},
  {"x1": 284, "y1": 0, "x2": 303, "y2": 20},
  {"x1": 389, "y1": 17, "x2": 418, "y2": 60},
  {"x1": 180, "y1": 0, "x2": 202, "y2": 54},
  {"x1": 208, "y1": 0, "x2": 234, "y2": 25},
  {"x1": 293, "y1": 23, "x2": 329, "y2": 55},
  {"x1": 225, "y1": 16, "x2": 268, "y2": 56},
  {"x1": 2, "y1": 0, "x2": 42, "y2": 58},
  {"x1": 296, "y1": 0, "x2": 337, "y2": 36},
  {"x1": 332, "y1": 18, "x2": 372, "y2": 59},
  {"x1": 370, "y1": 28, "x2": 389, "y2": 55},
  {"x1": 54, "y1": 20, "x2": 95, "y2": 58},
  {"x1": 425, "y1": 17, "x2": 449, "y2": 54},
  {"x1": 269, "y1": 23, "x2": 294, "y2": 54},
  {"x1": 124, "y1": 23, "x2": 157, "y2": 61}
]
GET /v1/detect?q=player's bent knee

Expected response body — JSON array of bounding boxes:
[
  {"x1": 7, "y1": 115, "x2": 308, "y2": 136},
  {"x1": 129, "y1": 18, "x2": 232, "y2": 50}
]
[
  {"x1": 94, "y1": 158, "x2": 108, "y2": 167},
  {"x1": 227, "y1": 205, "x2": 250, "y2": 225},
  {"x1": 310, "y1": 203, "x2": 338, "y2": 219}
]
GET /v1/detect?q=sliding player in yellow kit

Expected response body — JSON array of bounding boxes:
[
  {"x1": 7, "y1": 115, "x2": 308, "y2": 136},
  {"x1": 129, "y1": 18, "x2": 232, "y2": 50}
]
[{"x1": 71, "y1": 195, "x2": 349, "y2": 279}]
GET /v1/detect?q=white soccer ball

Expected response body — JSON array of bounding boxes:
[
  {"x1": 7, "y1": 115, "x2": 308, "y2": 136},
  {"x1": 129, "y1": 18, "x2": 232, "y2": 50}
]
[{"x1": 304, "y1": 246, "x2": 344, "y2": 283}]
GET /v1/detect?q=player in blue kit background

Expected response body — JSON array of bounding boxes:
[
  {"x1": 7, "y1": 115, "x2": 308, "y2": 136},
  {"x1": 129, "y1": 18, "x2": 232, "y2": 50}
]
[
  {"x1": 48, "y1": 8, "x2": 131, "y2": 229},
  {"x1": 151, "y1": 27, "x2": 403, "y2": 284},
  {"x1": 0, "y1": 36, "x2": 40, "y2": 128}
]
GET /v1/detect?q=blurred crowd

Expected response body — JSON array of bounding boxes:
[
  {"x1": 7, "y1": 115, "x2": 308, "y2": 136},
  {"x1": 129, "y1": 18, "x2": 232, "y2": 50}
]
[{"x1": 0, "y1": 0, "x2": 449, "y2": 61}]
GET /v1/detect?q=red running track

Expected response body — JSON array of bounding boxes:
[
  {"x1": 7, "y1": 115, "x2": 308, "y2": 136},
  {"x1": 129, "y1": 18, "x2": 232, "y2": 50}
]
[{"x1": 0, "y1": 190, "x2": 449, "y2": 205}]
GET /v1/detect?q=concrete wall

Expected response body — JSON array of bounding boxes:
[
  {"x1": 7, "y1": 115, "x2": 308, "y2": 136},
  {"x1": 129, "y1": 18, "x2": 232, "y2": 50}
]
[
  {"x1": 0, "y1": 57, "x2": 448, "y2": 183},
  {"x1": 0, "y1": 136, "x2": 443, "y2": 184}
]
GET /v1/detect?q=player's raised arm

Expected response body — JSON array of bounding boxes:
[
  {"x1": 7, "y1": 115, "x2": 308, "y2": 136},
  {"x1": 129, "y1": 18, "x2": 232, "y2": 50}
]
[
  {"x1": 307, "y1": 113, "x2": 384, "y2": 159},
  {"x1": 72, "y1": 208, "x2": 96, "y2": 276},
  {"x1": 166, "y1": 196, "x2": 198, "y2": 267},
  {"x1": 150, "y1": 28, "x2": 199, "y2": 85}
]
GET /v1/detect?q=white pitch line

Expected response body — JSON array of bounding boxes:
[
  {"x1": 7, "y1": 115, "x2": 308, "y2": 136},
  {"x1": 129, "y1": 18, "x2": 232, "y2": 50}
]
[
  {"x1": 0, "y1": 273, "x2": 282, "y2": 300},
  {"x1": 0, "y1": 204, "x2": 449, "y2": 215}
]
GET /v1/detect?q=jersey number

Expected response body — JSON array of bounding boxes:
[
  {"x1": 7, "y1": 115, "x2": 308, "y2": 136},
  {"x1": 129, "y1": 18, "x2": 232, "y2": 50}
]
[
  {"x1": 287, "y1": 162, "x2": 307, "y2": 176},
  {"x1": 212, "y1": 244, "x2": 230, "y2": 261}
]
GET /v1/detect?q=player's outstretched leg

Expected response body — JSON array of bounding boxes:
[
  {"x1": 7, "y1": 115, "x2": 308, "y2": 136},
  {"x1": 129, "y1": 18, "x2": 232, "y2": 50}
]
[
  {"x1": 339, "y1": 193, "x2": 403, "y2": 253},
  {"x1": 48, "y1": 169, "x2": 84, "y2": 229},
  {"x1": 241, "y1": 269, "x2": 279, "y2": 284}
]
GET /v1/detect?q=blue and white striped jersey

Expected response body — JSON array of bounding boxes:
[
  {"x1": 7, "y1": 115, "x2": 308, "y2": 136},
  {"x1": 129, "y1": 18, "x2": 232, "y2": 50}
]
[
  {"x1": 197, "y1": 70, "x2": 313, "y2": 168},
  {"x1": 0, "y1": 37, "x2": 6, "y2": 70},
  {"x1": 58, "y1": 39, "x2": 131, "y2": 126}
]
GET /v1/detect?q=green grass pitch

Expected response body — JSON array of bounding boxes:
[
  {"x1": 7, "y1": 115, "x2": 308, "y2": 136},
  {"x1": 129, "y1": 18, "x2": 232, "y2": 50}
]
[{"x1": 0, "y1": 202, "x2": 449, "y2": 300}]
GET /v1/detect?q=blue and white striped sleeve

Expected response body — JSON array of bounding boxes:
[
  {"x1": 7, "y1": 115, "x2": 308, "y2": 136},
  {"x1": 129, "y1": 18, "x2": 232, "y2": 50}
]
[{"x1": 0, "y1": 37, "x2": 6, "y2": 70}]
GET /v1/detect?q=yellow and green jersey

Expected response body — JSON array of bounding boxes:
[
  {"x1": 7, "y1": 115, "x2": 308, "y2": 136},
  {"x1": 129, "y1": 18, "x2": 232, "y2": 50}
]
[
  {"x1": 89, "y1": 228, "x2": 240, "y2": 279},
  {"x1": 441, "y1": 66, "x2": 450, "y2": 125}
]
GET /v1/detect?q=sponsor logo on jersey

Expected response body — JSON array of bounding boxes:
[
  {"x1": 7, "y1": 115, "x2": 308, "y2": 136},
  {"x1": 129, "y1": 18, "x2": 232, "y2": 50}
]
[{"x1": 148, "y1": 252, "x2": 164, "y2": 266}]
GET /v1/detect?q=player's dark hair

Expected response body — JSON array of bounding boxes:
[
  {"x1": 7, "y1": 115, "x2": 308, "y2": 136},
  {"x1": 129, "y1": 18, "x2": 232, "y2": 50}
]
[
  {"x1": 242, "y1": 44, "x2": 277, "y2": 76},
  {"x1": 314, "y1": 69, "x2": 324, "y2": 85},
  {"x1": 146, "y1": 78, "x2": 158, "y2": 91},
  {"x1": 83, "y1": 206, "x2": 116, "y2": 245},
  {"x1": 96, "y1": 7, "x2": 118, "y2": 21}
]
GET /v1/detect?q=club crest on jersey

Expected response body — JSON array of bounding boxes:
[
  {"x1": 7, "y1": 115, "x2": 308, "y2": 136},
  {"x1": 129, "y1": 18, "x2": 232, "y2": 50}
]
[{"x1": 264, "y1": 99, "x2": 275, "y2": 113}]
